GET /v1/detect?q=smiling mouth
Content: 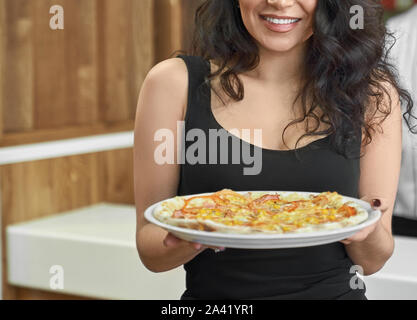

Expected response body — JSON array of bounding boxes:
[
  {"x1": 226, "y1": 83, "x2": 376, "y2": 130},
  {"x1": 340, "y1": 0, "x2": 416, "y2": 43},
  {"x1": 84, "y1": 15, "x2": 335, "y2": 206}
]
[{"x1": 260, "y1": 16, "x2": 301, "y2": 25}]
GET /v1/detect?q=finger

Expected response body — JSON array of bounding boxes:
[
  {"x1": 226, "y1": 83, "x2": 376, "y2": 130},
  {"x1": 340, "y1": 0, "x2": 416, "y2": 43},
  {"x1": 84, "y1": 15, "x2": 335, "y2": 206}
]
[
  {"x1": 341, "y1": 236, "x2": 358, "y2": 244},
  {"x1": 340, "y1": 230, "x2": 362, "y2": 244},
  {"x1": 163, "y1": 233, "x2": 182, "y2": 247},
  {"x1": 341, "y1": 227, "x2": 373, "y2": 244},
  {"x1": 191, "y1": 242, "x2": 204, "y2": 250}
]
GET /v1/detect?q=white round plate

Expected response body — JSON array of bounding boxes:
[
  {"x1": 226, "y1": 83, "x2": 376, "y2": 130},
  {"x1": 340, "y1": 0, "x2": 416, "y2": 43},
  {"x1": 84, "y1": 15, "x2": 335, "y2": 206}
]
[{"x1": 144, "y1": 191, "x2": 381, "y2": 249}]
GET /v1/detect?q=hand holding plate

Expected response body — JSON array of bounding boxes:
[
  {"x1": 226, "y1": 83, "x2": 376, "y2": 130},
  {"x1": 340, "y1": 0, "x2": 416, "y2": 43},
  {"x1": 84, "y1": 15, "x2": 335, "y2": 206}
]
[
  {"x1": 163, "y1": 232, "x2": 226, "y2": 252},
  {"x1": 340, "y1": 196, "x2": 386, "y2": 245}
]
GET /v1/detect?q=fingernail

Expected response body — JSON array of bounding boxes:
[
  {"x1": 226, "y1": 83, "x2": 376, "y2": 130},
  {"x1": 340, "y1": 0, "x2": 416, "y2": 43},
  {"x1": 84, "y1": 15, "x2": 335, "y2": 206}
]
[
  {"x1": 194, "y1": 243, "x2": 202, "y2": 250},
  {"x1": 372, "y1": 199, "x2": 381, "y2": 207}
]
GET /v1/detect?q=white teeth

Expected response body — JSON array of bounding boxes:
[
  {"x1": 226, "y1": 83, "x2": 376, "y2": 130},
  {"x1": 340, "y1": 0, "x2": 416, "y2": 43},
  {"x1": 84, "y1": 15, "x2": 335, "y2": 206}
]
[{"x1": 263, "y1": 16, "x2": 300, "y2": 25}]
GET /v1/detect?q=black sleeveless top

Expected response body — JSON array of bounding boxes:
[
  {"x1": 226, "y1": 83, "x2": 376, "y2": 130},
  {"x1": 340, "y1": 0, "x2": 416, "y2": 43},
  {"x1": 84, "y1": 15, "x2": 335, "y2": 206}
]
[{"x1": 175, "y1": 54, "x2": 366, "y2": 300}]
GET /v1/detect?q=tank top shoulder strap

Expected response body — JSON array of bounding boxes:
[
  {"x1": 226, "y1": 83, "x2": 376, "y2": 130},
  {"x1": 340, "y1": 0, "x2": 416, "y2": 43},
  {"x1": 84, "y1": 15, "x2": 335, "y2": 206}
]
[{"x1": 176, "y1": 54, "x2": 211, "y2": 124}]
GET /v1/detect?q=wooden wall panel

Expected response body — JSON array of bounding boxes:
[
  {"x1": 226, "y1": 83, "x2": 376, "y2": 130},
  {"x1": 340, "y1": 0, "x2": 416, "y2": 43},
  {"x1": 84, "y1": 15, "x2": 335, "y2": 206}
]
[
  {"x1": 154, "y1": 0, "x2": 204, "y2": 64},
  {"x1": 0, "y1": 0, "x2": 199, "y2": 300},
  {"x1": 1, "y1": 148, "x2": 135, "y2": 299},
  {"x1": 97, "y1": 0, "x2": 130, "y2": 123},
  {"x1": 97, "y1": 0, "x2": 154, "y2": 124},
  {"x1": 128, "y1": 0, "x2": 154, "y2": 121},
  {"x1": 180, "y1": 0, "x2": 205, "y2": 54},
  {"x1": 1, "y1": 154, "x2": 102, "y2": 226},
  {"x1": 0, "y1": 120, "x2": 134, "y2": 147},
  {"x1": 1, "y1": 153, "x2": 100, "y2": 299},
  {"x1": 32, "y1": 0, "x2": 98, "y2": 129},
  {"x1": 2, "y1": 0, "x2": 34, "y2": 132},
  {"x1": 62, "y1": 0, "x2": 99, "y2": 126},
  {"x1": 1, "y1": 0, "x2": 153, "y2": 135},
  {"x1": 33, "y1": 0, "x2": 68, "y2": 129},
  {"x1": 154, "y1": 0, "x2": 183, "y2": 63},
  {"x1": 0, "y1": 0, "x2": 98, "y2": 132},
  {"x1": 0, "y1": 0, "x2": 5, "y2": 139},
  {"x1": 99, "y1": 148, "x2": 135, "y2": 204}
]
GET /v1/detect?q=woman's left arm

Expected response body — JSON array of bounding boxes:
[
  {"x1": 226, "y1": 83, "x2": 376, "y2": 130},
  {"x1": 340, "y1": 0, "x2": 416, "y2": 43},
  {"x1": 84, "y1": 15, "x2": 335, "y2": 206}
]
[{"x1": 342, "y1": 82, "x2": 403, "y2": 276}]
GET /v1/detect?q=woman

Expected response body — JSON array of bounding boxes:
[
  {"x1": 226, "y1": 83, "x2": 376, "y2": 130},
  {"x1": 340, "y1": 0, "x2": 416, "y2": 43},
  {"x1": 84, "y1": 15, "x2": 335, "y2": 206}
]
[{"x1": 134, "y1": 0, "x2": 415, "y2": 299}]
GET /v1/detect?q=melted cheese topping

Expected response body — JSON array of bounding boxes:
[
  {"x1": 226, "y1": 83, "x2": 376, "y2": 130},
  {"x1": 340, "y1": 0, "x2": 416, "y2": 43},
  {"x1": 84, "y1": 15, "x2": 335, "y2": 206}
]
[{"x1": 170, "y1": 189, "x2": 359, "y2": 233}]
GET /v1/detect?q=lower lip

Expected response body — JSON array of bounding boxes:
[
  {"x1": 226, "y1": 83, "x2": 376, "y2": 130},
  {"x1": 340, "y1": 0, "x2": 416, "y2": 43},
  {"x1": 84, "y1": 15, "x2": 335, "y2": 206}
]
[{"x1": 260, "y1": 16, "x2": 301, "y2": 33}]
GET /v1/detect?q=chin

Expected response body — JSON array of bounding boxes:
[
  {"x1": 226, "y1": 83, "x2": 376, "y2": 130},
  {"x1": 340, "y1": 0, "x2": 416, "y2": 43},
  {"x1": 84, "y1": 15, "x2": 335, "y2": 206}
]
[{"x1": 262, "y1": 41, "x2": 300, "y2": 53}]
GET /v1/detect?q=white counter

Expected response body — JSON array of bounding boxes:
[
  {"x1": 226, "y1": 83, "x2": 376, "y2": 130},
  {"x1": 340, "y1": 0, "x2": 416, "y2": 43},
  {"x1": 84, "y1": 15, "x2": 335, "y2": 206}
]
[
  {"x1": 6, "y1": 204, "x2": 185, "y2": 300},
  {"x1": 6, "y1": 204, "x2": 417, "y2": 299}
]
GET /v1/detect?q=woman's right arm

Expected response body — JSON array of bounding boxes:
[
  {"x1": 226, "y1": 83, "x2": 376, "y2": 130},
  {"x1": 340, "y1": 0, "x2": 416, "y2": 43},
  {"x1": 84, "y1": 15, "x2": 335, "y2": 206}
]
[{"x1": 134, "y1": 58, "x2": 209, "y2": 273}]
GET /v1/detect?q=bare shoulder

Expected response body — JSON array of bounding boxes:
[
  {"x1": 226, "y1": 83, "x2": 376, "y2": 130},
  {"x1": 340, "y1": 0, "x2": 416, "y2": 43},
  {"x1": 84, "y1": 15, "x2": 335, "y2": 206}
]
[
  {"x1": 138, "y1": 57, "x2": 189, "y2": 119},
  {"x1": 146, "y1": 57, "x2": 188, "y2": 86}
]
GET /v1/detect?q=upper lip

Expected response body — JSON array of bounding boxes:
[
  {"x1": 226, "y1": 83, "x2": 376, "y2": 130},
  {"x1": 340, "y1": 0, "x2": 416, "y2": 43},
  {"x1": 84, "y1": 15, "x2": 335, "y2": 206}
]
[{"x1": 260, "y1": 14, "x2": 301, "y2": 20}]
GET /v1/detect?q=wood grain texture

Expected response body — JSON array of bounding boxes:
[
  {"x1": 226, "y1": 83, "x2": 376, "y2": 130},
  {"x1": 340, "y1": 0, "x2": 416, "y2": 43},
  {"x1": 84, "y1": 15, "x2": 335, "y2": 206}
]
[
  {"x1": 0, "y1": 120, "x2": 134, "y2": 147},
  {"x1": 32, "y1": 0, "x2": 98, "y2": 129},
  {"x1": 99, "y1": 148, "x2": 135, "y2": 205},
  {"x1": 129, "y1": 0, "x2": 154, "y2": 121},
  {"x1": 97, "y1": 0, "x2": 130, "y2": 123},
  {"x1": 180, "y1": 0, "x2": 204, "y2": 54},
  {"x1": 63, "y1": 0, "x2": 99, "y2": 126},
  {"x1": 0, "y1": 0, "x2": 5, "y2": 139},
  {"x1": 0, "y1": 0, "x2": 199, "y2": 300},
  {"x1": 154, "y1": 0, "x2": 183, "y2": 63},
  {"x1": 1, "y1": 0, "x2": 153, "y2": 134},
  {"x1": 97, "y1": 0, "x2": 154, "y2": 123},
  {"x1": 1, "y1": 148, "x2": 134, "y2": 299},
  {"x1": 2, "y1": 0, "x2": 34, "y2": 132},
  {"x1": 153, "y1": 0, "x2": 205, "y2": 64}
]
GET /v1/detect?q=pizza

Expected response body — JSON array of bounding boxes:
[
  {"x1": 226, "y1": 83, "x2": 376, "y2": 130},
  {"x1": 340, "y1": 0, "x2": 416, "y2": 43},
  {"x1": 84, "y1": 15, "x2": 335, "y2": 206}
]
[{"x1": 153, "y1": 189, "x2": 369, "y2": 234}]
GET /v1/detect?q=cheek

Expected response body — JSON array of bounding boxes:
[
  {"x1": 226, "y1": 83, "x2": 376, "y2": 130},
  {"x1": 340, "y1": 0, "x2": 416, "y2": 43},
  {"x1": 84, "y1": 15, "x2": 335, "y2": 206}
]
[
  {"x1": 238, "y1": 0, "x2": 263, "y2": 28},
  {"x1": 302, "y1": 22, "x2": 314, "y2": 41},
  {"x1": 301, "y1": 0, "x2": 318, "y2": 13},
  {"x1": 301, "y1": 0, "x2": 318, "y2": 31},
  {"x1": 299, "y1": 3, "x2": 317, "y2": 41}
]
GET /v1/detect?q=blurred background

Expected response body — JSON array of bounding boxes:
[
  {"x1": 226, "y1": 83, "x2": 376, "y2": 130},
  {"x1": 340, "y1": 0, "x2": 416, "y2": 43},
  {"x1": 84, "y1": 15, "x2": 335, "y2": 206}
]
[
  {"x1": 0, "y1": 0, "x2": 416, "y2": 300},
  {"x1": 382, "y1": 0, "x2": 417, "y2": 17}
]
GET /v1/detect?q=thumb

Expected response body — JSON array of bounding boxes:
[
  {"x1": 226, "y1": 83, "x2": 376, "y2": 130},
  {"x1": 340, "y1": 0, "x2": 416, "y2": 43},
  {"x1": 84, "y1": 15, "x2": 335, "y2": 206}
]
[{"x1": 163, "y1": 233, "x2": 182, "y2": 247}]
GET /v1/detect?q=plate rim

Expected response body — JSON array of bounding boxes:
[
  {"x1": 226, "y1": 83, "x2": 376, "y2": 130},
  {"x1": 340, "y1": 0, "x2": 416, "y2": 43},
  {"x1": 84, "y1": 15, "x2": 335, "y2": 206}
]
[{"x1": 144, "y1": 190, "x2": 381, "y2": 240}]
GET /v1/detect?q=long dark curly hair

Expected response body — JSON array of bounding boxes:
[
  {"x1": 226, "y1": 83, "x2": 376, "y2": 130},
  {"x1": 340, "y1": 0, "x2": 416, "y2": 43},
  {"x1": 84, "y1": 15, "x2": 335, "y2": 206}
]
[{"x1": 176, "y1": 0, "x2": 416, "y2": 158}]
